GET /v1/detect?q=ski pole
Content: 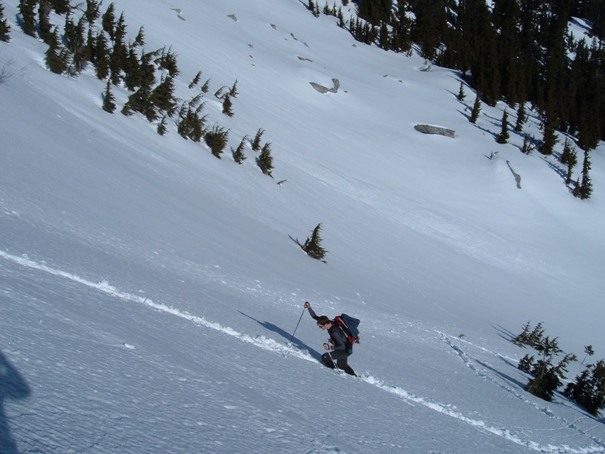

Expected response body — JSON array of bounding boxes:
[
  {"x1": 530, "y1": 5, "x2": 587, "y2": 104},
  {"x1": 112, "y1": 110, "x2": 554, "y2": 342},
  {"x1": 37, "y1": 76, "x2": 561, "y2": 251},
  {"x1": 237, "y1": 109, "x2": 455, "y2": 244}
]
[
  {"x1": 289, "y1": 306, "x2": 306, "y2": 343},
  {"x1": 327, "y1": 351, "x2": 337, "y2": 369}
]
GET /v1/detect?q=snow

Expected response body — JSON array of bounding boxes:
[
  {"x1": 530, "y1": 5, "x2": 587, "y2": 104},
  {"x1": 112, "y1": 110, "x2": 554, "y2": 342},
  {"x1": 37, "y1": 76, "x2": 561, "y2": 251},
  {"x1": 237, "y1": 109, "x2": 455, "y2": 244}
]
[{"x1": 0, "y1": 0, "x2": 604, "y2": 452}]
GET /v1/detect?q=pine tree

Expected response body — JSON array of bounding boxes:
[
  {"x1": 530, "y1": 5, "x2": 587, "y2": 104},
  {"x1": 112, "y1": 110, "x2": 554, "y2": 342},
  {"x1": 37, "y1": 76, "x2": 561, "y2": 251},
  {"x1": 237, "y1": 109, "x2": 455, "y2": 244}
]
[
  {"x1": 302, "y1": 223, "x2": 327, "y2": 261},
  {"x1": 582, "y1": 345, "x2": 595, "y2": 365},
  {"x1": 257, "y1": 142, "x2": 274, "y2": 176},
  {"x1": 574, "y1": 149, "x2": 593, "y2": 200},
  {"x1": 0, "y1": 1, "x2": 11, "y2": 42},
  {"x1": 470, "y1": 94, "x2": 481, "y2": 124},
  {"x1": 38, "y1": 1, "x2": 53, "y2": 43},
  {"x1": 222, "y1": 94, "x2": 234, "y2": 117},
  {"x1": 157, "y1": 116, "x2": 168, "y2": 136},
  {"x1": 307, "y1": 0, "x2": 316, "y2": 15},
  {"x1": 233, "y1": 135, "x2": 247, "y2": 164},
  {"x1": 19, "y1": 0, "x2": 37, "y2": 37},
  {"x1": 496, "y1": 110, "x2": 510, "y2": 144},
  {"x1": 94, "y1": 31, "x2": 110, "y2": 80},
  {"x1": 123, "y1": 46, "x2": 142, "y2": 91},
  {"x1": 102, "y1": 2, "x2": 116, "y2": 40},
  {"x1": 134, "y1": 26, "x2": 145, "y2": 47},
  {"x1": 45, "y1": 28, "x2": 69, "y2": 74},
  {"x1": 177, "y1": 104, "x2": 206, "y2": 142},
  {"x1": 188, "y1": 70, "x2": 202, "y2": 89},
  {"x1": 564, "y1": 360, "x2": 605, "y2": 416},
  {"x1": 560, "y1": 141, "x2": 577, "y2": 185},
  {"x1": 539, "y1": 117, "x2": 558, "y2": 155},
  {"x1": 109, "y1": 13, "x2": 128, "y2": 84},
  {"x1": 49, "y1": 0, "x2": 70, "y2": 14},
  {"x1": 514, "y1": 102, "x2": 527, "y2": 132},
  {"x1": 151, "y1": 75, "x2": 177, "y2": 116},
  {"x1": 251, "y1": 128, "x2": 264, "y2": 151},
  {"x1": 68, "y1": 16, "x2": 92, "y2": 74},
  {"x1": 228, "y1": 79, "x2": 239, "y2": 98},
  {"x1": 102, "y1": 80, "x2": 116, "y2": 113},
  {"x1": 156, "y1": 46, "x2": 179, "y2": 77},
  {"x1": 522, "y1": 335, "x2": 577, "y2": 401},
  {"x1": 205, "y1": 124, "x2": 229, "y2": 159},
  {"x1": 457, "y1": 82, "x2": 466, "y2": 102},
  {"x1": 85, "y1": 0, "x2": 101, "y2": 24}
]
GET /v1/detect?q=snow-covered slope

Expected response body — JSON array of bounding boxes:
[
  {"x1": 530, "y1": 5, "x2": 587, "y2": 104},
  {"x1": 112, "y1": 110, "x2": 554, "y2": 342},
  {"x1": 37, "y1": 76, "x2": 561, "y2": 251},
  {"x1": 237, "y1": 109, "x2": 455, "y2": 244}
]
[{"x1": 1, "y1": 0, "x2": 604, "y2": 452}]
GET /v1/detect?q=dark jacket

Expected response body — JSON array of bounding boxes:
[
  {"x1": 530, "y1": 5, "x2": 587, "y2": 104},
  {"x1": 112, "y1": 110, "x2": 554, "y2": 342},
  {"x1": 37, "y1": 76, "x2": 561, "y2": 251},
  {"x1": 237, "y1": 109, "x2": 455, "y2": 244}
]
[{"x1": 307, "y1": 306, "x2": 349, "y2": 353}]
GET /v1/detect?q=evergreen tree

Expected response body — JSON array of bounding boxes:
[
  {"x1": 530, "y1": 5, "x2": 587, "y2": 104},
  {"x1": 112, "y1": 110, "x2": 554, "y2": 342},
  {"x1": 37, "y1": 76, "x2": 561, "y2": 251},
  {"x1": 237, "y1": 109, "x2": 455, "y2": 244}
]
[
  {"x1": 470, "y1": 94, "x2": 481, "y2": 124},
  {"x1": 85, "y1": 0, "x2": 101, "y2": 24},
  {"x1": 307, "y1": 0, "x2": 316, "y2": 15},
  {"x1": 515, "y1": 102, "x2": 527, "y2": 132},
  {"x1": 496, "y1": 110, "x2": 510, "y2": 144},
  {"x1": 539, "y1": 116, "x2": 558, "y2": 155},
  {"x1": 520, "y1": 334, "x2": 577, "y2": 401},
  {"x1": 205, "y1": 124, "x2": 229, "y2": 159},
  {"x1": 134, "y1": 26, "x2": 145, "y2": 47},
  {"x1": 228, "y1": 79, "x2": 239, "y2": 98},
  {"x1": 67, "y1": 16, "x2": 92, "y2": 74},
  {"x1": 49, "y1": 0, "x2": 70, "y2": 14},
  {"x1": 177, "y1": 104, "x2": 207, "y2": 142},
  {"x1": 38, "y1": 1, "x2": 53, "y2": 43},
  {"x1": 451, "y1": 0, "x2": 500, "y2": 103},
  {"x1": 573, "y1": 149, "x2": 593, "y2": 200},
  {"x1": 513, "y1": 321, "x2": 533, "y2": 346},
  {"x1": 257, "y1": 142, "x2": 274, "y2": 176},
  {"x1": 358, "y1": 0, "x2": 392, "y2": 25},
  {"x1": 410, "y1": 0, "x2": 446, "y2": 61},
  {"x1": 102, "y1": 2, "x2": 116, "y2": 40},
  {"x1": 151, "y1": 75, "x2": 177, "y2": 116},
  {"x1": 188, "y1": 70, "x2": 202, "y2": 89},
  {"x1": 560, "y1": 139, "x2": 577, "y2": 185},
  {"x1": 233, "y1": 135, "x2": 247, "y2": 164},
  {"x1": 19, "y1": 0, "x2": 37, "y2": 37},
  {"x1": 95, "y1": 31, "x2": 110, "y2": 80},
  {"x1": 157, "y1": 115, "x2": 168, "y2": 136},
  {"x1": 457, "y1": 82, "x2": 466, "y2": 102},
  {"x1": 251, "y1": 128, "x2": 264, "y2": 151},
  {"x1": 302, "y1": 223, "x2": 327, "y2": 261},
  {"x1": 222, "y1": 93, "x2": 234, "y2": 117},
  {"x1": 582, "y1": 345, "x2": 595, "y2": 365},
  {"x1": 589, "y1": 2, "x2": 605, "y2": 40},
  {"x1": 108, "y1": 13, "x2": 129, "y2": 84},
  {"x1": 87, "y1": 27, "x2": 97, "y2": 65},
  {"x1": 492, "y1": 0, "x2": 523, "y2": 104},
  {"x1": 127, "y1": 85, "x2": 156, "y2": 121},
  {"x1": 564, "y1": 360, "x2": 605, "y2": 416},
  {"x1": 102, "y1": 80, "x2": 116, "y2": 113},
  {"x1": 0, "y1": 1, "x2": 11, "y2": 42},
  {"x1": 45, "y1": 29, "x2": 69, "y2": 74},
  {"x1": 156, "y1": 46, "x2": 179, "y2": 77}
]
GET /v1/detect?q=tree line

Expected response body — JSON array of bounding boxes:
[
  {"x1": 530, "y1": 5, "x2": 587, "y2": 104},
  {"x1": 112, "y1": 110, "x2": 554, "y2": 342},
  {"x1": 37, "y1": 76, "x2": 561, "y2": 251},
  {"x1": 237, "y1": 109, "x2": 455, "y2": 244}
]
[
  {"x1": 4, "y1": 0, "x2": 275, "y2": 176},
  {"x1": 309, "y1": 0, "x2": 602, "y2": 199}
]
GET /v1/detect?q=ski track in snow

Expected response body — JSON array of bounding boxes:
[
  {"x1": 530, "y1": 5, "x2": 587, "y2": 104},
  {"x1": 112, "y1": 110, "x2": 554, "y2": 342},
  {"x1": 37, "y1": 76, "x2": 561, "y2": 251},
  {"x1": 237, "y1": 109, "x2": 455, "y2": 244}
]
[
  {"x1": 437, "y1": 331, "x2": 605, "y2": 452},
  {"x1": 2, "y1": 249, "x2": 603, "y2": 454}
]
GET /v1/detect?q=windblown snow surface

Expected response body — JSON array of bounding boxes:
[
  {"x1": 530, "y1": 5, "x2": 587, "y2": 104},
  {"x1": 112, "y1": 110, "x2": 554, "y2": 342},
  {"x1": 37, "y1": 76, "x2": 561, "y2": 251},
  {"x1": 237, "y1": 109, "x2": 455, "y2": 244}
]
[{"x1": 1, "y1": 0, "x2": 604, "y2": 452}]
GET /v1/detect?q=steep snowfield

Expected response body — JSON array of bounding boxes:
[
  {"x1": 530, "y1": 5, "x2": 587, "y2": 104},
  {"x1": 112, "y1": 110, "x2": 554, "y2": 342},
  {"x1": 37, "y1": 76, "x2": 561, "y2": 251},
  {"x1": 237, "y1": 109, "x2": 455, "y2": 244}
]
[{"x1": 1, "y1": 0, "x2": 604, "y2": 452}]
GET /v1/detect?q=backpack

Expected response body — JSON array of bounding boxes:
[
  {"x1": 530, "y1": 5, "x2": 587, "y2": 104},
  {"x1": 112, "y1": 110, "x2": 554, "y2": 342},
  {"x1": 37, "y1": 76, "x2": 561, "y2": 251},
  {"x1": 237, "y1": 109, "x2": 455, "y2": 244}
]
[{"x1": 334, "y1": 313, "x2": 360, "y2": 352}]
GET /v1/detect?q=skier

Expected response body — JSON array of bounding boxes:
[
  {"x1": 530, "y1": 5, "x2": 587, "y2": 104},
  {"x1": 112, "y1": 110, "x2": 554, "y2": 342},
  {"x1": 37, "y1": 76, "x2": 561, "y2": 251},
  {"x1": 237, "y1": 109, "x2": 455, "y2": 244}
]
[{"x1": 304, "y1": 301, "x2": 356, "y2": 376}]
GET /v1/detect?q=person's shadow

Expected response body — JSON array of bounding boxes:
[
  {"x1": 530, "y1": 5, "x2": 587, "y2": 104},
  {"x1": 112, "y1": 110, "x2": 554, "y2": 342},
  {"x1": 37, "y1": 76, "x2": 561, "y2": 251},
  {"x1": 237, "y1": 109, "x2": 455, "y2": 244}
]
[
  {"x1": 238, "y1": 311, "x2": 322, "y2": 361},
  {"x1": 0, "y1": 350, "x2": 31, "y2": 454}
]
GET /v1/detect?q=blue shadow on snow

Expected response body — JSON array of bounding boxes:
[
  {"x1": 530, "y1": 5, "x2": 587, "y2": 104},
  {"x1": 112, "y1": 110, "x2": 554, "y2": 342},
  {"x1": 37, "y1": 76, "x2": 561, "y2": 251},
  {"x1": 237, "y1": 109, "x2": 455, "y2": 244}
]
[{"x1": 0, "y1": 350, "x2": 31, "y2": 454}]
